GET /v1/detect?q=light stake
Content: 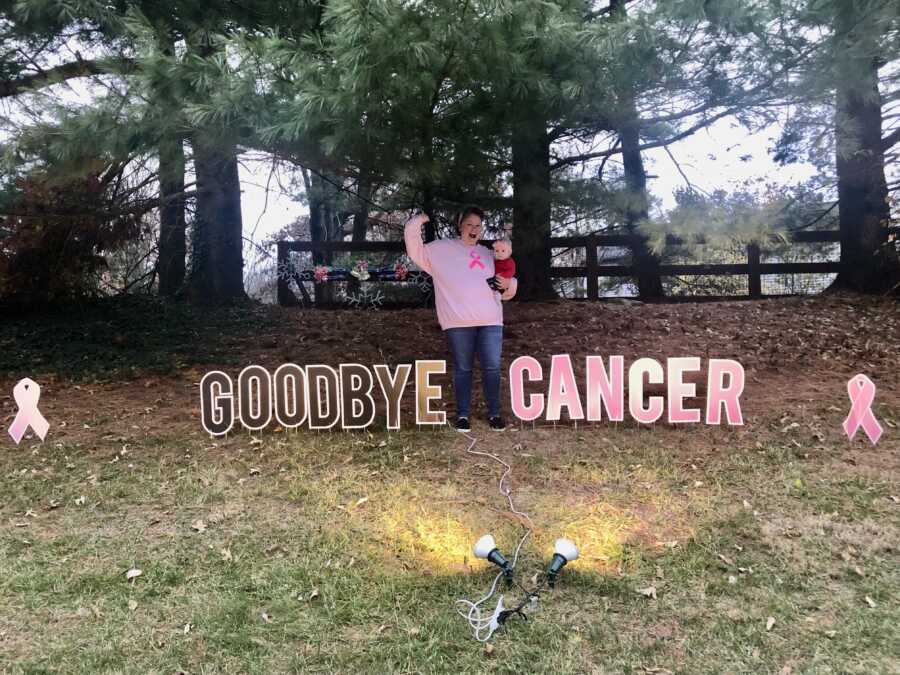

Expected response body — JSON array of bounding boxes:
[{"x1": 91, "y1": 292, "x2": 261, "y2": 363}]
[
  {"x1": 545, "y1": 538, "x2": 579, "y2": 587},
  {"x1": 473, "y1": 534, "x2": 514, "y2": 586}
]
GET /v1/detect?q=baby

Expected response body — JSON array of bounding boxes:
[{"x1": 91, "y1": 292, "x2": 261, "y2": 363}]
[{"x1": 487, "y1": 239, "x2": 516, "y2": 291}]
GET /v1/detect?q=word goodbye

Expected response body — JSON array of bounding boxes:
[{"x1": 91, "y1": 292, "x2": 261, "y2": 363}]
[
  {"x1": 200, "y1": 361, "x2": 447, "y2": 436},
  {"x1": 199, "y1": 356, "x2": 744, "y2": 435}
]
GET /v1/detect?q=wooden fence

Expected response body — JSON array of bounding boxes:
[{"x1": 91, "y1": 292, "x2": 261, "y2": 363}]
[{"x1": 276, "y1": 228, "x2": 899, "y2": 306}]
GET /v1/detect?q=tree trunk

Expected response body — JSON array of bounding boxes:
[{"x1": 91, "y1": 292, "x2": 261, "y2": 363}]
[
  {"x1": 154, "y1": 29, "x2": 186, "y2": 297},
  {"x1": 188, "y1": 130, "x2": 246, "y2": 303},
  {"x1": 619, "y1": 119, "x2": 664, "y2": 299},
  {"x1": 611, "y1": 0, "x2": 663, "y2": 300},
  {"x1": 423, "y1": 185, "x2": 436, "y2": 243},
  {"x1": 304, "y1": 169, "x2": 336, "y2": 304},
  {"x1": 511, "y1": 115, "x2": 556, "y2": 300},
  {"x1": 351, "y1": 174, "x2": 371, "y2": 242},
  {"x1": 157, "y1": 133, "x2": 186, "y2": 296},
  {"x1": 829, "y1": 0, "x2": 898, "y2": 292}
]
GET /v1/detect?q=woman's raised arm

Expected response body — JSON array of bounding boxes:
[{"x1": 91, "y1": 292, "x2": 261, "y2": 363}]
[{"x1": 403, "y1": 213, "x2": 433, "y2": 275}]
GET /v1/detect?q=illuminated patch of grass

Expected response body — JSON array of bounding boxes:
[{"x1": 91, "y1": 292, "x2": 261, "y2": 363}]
[{"x1": 1, "y1": 428, "x2": 898, "y2": 673}]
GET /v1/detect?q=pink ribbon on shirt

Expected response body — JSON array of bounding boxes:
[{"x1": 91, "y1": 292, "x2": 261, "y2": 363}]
[
  {"x1": 468, "y1": 250, "x2": 486, "y2": 270},
  {"x1": 842, "y1": 374, "x2": 882, "y2": 445},
  {"x1": 8, "y1": 378, "x2": 50, "y2": 444}
]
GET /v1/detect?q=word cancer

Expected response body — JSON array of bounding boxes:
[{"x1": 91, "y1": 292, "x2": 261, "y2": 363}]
[{"x1": 510, "y1": 355, "x2": 745, "y2": 425}]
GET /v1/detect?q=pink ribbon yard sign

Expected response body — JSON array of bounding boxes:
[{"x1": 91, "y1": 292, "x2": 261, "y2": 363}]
[
  {"x1": 8, "y1": 378, "x2": 50, "y2": 444},
  {"x1": 469, "y1": 250, "x2": 486, "y2": 270},
  {"x1": 843, "y1": 374, "x2": 882, "y2": 445}
]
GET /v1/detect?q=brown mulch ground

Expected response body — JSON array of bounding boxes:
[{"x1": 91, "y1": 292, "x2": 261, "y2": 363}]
[{"x1": 2, "y1": 294, "x2": 898, "y2": 469}]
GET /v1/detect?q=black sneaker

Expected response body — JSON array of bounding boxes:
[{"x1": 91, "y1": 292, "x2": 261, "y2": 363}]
[
  {"x1": 454, "y1": 416, "x2": 471, "y2": 432},
  {"x1": 488, "y1": 416, "x2": 506, "y2": 431}
]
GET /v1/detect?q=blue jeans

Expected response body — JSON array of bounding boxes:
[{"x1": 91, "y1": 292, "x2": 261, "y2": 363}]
[{"x1": 445, "y1": 325, "x2": 503, "y2": 419}]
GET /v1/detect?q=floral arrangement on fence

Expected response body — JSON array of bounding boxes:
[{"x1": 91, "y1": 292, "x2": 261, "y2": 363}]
[
  {"x1": 313, "y1": 265, "x2": 330, "y2": 283},
  {"x1": 349, "y1": 259, "x2": 370, "y2": 281},
  {"x1": 280, "y1": 255, "x2": 429, "y2": 291}
]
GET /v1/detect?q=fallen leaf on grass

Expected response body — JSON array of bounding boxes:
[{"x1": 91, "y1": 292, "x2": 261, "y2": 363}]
[
  {"x1": 766, "y1": 616, "x2": 776, "y2": 631},
  {"x1": 636, "y1": 586, "x2": 657, "y2": 600}
]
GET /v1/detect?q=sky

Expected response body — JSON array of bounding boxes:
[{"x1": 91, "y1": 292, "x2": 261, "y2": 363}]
[
  {"x1": 237, "y1": 116, "x2": 819, "y2": 249},
  {"x1": 1, "y1": 61, "x2": 822, "y2": 271},
  {"x1": 0, "y1": 31, "x2": 824, "y2": 258}
]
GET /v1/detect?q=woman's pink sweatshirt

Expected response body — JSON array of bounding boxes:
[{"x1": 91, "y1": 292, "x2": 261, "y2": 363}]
[{"x1": 404, "y1": 220, "x2": 517, "y2": 330}]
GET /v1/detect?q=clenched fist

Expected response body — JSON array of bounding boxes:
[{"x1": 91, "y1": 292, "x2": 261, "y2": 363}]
[{"x1": 407, "y1": 212, "x2": 430, "y2": 228}]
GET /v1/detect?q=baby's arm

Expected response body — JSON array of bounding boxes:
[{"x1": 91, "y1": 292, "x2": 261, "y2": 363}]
[{"x1": 500, "y1": 276, "x2": 517, "y2": 300}]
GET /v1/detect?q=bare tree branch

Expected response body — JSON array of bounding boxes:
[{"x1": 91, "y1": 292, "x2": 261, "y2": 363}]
[
  {"x1": 550, "y1": 107, "x2": 736, "y2": 170},
  {"x1": 882, "y1": 126, "x2": 900, "y2": 151},
  {"x1": 0, "y1": 57, "x2": 137, "y2": 99}
]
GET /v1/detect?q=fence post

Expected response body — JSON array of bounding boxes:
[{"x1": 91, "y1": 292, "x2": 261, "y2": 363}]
[
  {"x1": 586, "y1": 234, "x2": 599, "y2": 300},
  {"x1": 747, "y1": 242, "x2": 762, "y2": 298}
]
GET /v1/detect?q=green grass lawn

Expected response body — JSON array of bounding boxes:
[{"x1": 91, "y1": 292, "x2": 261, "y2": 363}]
[
  {"x1": 2, "y1": 296, "x2": 898, "y2": 673},
  {"x1": 2, "y1": 423, "x2": 897, "y2": 674}
]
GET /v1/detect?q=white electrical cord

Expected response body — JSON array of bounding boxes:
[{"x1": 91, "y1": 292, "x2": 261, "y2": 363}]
[{"x1": 455, "y1": 433, "x2": 534, "y2": 642}]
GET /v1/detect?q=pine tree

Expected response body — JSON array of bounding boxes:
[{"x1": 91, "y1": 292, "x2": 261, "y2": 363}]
[{"x1": 768, "y1": 0, "x2": 900, "y2": 292}]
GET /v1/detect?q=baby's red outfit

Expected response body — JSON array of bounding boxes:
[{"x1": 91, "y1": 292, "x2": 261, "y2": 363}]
[{"x1": 494, "y1": 258, "x2": 516, "y2": 279}]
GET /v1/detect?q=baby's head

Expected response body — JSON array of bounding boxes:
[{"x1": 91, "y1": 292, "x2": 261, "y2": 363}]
[{"x1": 492, "y1": 239, "x2": 512, "y2": 260}]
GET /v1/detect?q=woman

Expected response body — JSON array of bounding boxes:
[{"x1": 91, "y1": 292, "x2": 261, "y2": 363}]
[{"x1": 404, "y1": 207, "x2": 517, "y2": 431}]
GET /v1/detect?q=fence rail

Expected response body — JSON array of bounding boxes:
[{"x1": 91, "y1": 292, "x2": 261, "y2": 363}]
[{"x1": 276, "y1": 228, "x2": 899, "y2": 305}]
